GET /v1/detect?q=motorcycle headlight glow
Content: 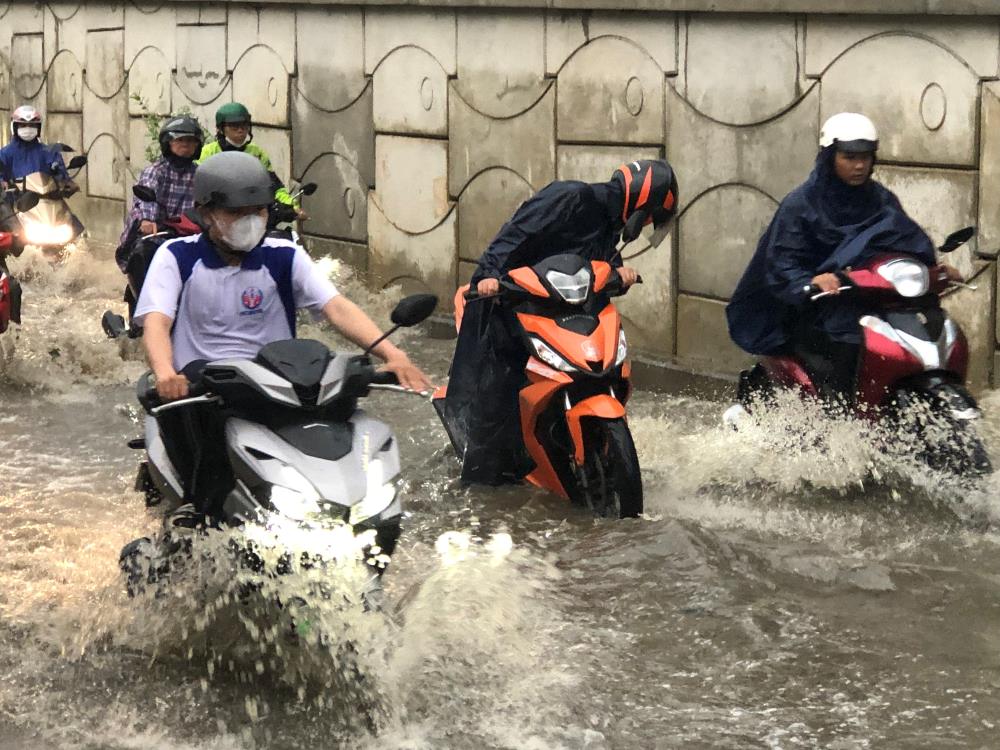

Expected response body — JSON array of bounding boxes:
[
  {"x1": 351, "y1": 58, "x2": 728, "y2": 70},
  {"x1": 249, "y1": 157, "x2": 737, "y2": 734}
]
[
  {"x1": 545, "y1": 268, "x2": 591, "y2": 305},
  {"x1": 22, "y1": 220, "x2": 73, "y2": 246},
  {"x1": 615, "y1": 328, "x2": 628, "y2": 365},
  {"x1": 877, "y1": 259, "x2": 929, "y2": 298},
  {"x1": 349, "y1": 458, "x2": 397, "y2": 526},
  {"x1": 268, "y1": 464, "x2": 321, "y2": 520},
  {"x1": 269, "y1": 484, "x2": 321, "y2": 521},
  {"x1": 530, "y1": 336, "x2": 577, "y2": 372}
]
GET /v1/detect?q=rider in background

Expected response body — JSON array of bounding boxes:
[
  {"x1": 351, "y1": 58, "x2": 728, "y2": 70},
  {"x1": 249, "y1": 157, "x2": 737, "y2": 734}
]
[
  {"x1": 116, "y1": 115, "x2": 203, "y2": 272},
  {"x1": 445, "y1": 159, "x2": 678, "y2": 484},
  {"x1": 726, "y1": 112, "x2": 962, "y2": 399},
  {"x1": 0, "y1": 105, "x2": 78, "y2": 191},
  {"x1": 197, "y1": 102, "x2": 306, "y2": 221}
]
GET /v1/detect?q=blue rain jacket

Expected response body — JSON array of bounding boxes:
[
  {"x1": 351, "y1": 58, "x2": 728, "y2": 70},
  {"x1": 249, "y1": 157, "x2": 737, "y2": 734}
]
[
  {"x1": 0, "y1": 139, "x2": 69, "y2": 182},
  {"x1": 726, "y1": 148, "x2": 935, "y2": 354}
]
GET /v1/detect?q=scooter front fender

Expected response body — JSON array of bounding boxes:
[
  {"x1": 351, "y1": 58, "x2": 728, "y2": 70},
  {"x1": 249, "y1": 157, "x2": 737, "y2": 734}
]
[{"x1": 565, "y1": 394, "x2": 626, "y2": 466}]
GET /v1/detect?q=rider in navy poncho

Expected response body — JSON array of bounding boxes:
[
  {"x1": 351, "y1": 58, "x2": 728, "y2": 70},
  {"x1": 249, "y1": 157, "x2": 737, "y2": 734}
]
[
  {"x1": 726, "y1": 112, "x2": 940, "y2": 396},
  {"x1": 444, "y1": 160, "x2": 679, "y2": 485}
]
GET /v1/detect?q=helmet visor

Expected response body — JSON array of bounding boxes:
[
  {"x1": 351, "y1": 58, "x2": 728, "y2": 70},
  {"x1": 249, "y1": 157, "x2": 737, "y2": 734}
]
[
  {"x1": 649, "y1": 222, "x2": 672, "y2": 248},
  {"x1": 835, "y1": 138, "x2": 877, "y2": 154}
]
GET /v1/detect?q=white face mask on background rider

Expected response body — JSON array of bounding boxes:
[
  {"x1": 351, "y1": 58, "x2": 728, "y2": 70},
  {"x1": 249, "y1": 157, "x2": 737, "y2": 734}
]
[
  {"x1": 214, "y1": 210, "x2": 267, "y2": 253},
  {"x1": 16, "y1": 126, "x2": 39, "y2": 142}
]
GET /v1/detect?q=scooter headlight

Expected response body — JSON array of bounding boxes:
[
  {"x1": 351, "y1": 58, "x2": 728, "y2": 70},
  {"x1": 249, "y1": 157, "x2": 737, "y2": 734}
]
[
  {"x1": 529, "y1": 336, "x2": 577, "y2": 372},
  {"x1": 269, "y1": 483, "x2": 321, "y2": 521},
  {"x1": 268, "y1": 464, "x2": 321, "y2": 520},
  {"x1": 615, "y1": 328, "x2": 628, "y2": 365},
  {"x1": 349, "y1": 458, "x2": 397, "y2": 525},
  {"x1": 545, "y1": 268, "x2": 591, "y2": 305},
  {"x1": 21, "y1": 220, "x2": 73, "y2": 246},
  {"x1": 877, "y1": 259, "x2": 929, "y2": 298}
]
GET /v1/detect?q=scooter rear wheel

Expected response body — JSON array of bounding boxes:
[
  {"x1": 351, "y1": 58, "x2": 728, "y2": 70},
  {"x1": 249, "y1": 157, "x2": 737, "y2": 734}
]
[{"x1": 568, "y1": 417, "x2": 643, "y2": 519}]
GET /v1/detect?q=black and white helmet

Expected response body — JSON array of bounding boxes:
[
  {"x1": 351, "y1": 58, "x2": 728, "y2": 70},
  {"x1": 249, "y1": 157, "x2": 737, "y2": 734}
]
[
  {"x1": 194, "y1": 151, "x2": 272, "y2": 208},
  {"x1": 819, "y1": 113, "x2": 878, "y2": 154},
  {"x1": 158, "y1": 115, "x2": 203, "y2": 159}
]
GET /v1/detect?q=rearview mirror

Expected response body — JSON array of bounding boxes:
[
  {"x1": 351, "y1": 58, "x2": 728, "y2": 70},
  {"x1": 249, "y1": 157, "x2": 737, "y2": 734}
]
[
  {"x1": 14, "y1": 191, "x2": 40, "y2": 212},
  {"x1": 939, "y1": 226, "x2": 975, "y2": 253},
  {"x1": 132, "y1": 184, "x2": 156, "y2": 203},
  {"x1": 390, "y1": 294, "x2": 438, "y2": 327},
  {"x1": 67, "y1": 155, "x2": 87, "y2": 169},
  {"x1": 53, "y1": 142, "x2": 74, "y2": 153},
  {"x1": 301, "y1": 182, "x2": 318, "y2": 196}
]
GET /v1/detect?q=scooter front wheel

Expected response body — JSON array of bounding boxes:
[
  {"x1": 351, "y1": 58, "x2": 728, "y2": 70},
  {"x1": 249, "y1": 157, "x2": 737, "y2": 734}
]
[{"x1": 568, "y1": 417, "x2": 643, "y2": 519}]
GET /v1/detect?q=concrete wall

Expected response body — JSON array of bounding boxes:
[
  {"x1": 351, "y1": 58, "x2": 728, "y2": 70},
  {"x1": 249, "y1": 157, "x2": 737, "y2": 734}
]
[{"x1": 2, "y1": 2, "x2": 999, "y2": 386}]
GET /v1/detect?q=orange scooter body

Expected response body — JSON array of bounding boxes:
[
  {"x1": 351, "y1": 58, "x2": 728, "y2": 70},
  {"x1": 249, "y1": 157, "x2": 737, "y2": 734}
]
[{"x1": 439, "y1": 257, "x2": 634, "y2": 500}]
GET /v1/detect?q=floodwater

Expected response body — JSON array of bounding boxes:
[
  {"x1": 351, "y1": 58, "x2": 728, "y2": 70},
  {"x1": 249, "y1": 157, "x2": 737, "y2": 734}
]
[{"x1": 2, "y1": 243, "x2": 999, "y2": 749}]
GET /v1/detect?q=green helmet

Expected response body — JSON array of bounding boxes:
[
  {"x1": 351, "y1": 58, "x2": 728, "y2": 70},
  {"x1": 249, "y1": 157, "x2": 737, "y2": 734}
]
[{"x1": 215, "y1": 102, "x2": 251, "y2": 127}]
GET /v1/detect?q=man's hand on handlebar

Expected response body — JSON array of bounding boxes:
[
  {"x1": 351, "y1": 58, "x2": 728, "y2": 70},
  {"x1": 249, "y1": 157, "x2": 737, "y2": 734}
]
[
  {"x1": 618, "y1": 266, "x2": 639, "y2": 287},
  {"x1": 295, "y1": 208, "x2": 309, "y2": 221},
  {"x1": 154, "y1": 370, "x2": 190, "y2": 401},
  {"x1": 380, "y1": 351, "x2": 434, "y2": 393},
  {"x1": 477, "y1": 277, "x2": 500, "y2": 296},
  {"x1": 811, "y1": 273, "x2": 842, "y2": 295},
  {"x1": 941, "y1": 264, "x2": 964, "y2": 282},
  {"x1": 140, "y1": 220, "x2": 157, "y2": 236}
]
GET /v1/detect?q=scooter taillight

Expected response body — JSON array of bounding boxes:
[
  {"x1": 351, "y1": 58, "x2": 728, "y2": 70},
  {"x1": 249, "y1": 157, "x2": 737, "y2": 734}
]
[{"x1": 0, "y1": 232, "x2": 12, "y2": 251}]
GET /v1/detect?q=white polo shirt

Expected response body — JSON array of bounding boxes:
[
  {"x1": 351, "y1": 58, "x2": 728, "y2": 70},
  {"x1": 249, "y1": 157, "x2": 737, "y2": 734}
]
[{"x1": 134, "y1": 233, "x2": 339, "y2": 371}]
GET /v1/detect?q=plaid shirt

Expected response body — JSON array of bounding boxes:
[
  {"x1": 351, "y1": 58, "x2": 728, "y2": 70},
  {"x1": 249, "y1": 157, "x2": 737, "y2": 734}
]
[{"x1": 119, "y1": 157, "x2": 197, "y2": 247}]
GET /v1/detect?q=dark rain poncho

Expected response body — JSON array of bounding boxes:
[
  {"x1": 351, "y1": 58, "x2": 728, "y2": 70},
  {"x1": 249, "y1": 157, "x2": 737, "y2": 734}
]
[
  {"x1": 726, "y1": 148, "x2": 935, "y2": 355},
  {"x1": 444, "y1": 179, "x2": 625, "y2": 485}
]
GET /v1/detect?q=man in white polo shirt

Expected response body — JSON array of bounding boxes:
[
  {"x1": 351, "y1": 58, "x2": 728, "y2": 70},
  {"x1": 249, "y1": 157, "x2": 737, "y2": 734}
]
[
  {"x1": 135, "y1": 151, "x2": 431, "y2": 399},
  {"x1": 134, "y1": 152, "x2": 432, "y2": 516}
]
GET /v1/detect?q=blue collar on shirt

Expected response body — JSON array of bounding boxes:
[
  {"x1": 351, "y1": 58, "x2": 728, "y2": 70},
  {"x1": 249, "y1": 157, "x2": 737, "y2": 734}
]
[{"x1": 199, "y1": 235, "x2": 266, "y2": 270}]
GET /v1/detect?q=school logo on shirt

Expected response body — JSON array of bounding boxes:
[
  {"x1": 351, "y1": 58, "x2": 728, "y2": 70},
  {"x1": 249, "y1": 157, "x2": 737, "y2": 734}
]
[{"x1": 240, "y1": 286, "x2": 264, "y2": 315}]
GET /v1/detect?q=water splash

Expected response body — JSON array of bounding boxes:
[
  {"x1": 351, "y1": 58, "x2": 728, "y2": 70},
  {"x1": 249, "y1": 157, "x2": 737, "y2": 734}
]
[
  {"x1": 1, "y1": 241, "x2": 145, "y2": 389},
  {"x1": 630, "y1": 388, "x2": 999, "y2": 538}
]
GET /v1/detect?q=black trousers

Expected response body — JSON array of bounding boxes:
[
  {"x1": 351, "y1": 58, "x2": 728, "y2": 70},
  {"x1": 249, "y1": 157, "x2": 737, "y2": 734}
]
[
  {"x1": 789, "y1": 315, "x2": 860, "y2": 401},
  {"x1": 156, "y1": 361, "x2": 234, "y2": 518}
]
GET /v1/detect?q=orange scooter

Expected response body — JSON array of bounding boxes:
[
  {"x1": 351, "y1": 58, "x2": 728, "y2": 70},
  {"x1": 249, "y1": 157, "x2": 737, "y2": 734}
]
[{"x1": 432, "y1": 253, "x2": 643, "y2": 518}]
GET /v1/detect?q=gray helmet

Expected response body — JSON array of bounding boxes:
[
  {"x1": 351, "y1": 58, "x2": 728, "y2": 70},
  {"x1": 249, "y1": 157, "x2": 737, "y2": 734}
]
[{"x1": 194, "y1": 151, "x2": 272, "y2": 208}]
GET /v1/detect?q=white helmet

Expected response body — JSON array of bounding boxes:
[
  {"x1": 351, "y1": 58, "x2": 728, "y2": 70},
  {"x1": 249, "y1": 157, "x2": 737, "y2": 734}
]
[{"x1": 819, "y1": 112, "x2": 878, "y2": 153}]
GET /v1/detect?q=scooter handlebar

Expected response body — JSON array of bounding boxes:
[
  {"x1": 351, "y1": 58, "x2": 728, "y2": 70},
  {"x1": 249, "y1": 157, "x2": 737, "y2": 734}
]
[
  {"x1": 464, "y1": 272, "x2": 644, "y2": 301},
  {"x1": 141, "y1": 379, "x2": 208, "y2": 408},
  {"x1": 369, "y1": 369, "x2": 400, "y2": 386}
]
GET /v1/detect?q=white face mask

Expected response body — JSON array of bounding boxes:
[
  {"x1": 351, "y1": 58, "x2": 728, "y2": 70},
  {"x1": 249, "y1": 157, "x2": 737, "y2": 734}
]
[
  {"x1": 16, "y1": 126, "x2": 39, "y2": 141},
  {"x1": 225, "y1": 134, "x2": 249, "y2": 148},
  {"x1": 217, "y1": 212, "x2": 266, "y2": 253}
]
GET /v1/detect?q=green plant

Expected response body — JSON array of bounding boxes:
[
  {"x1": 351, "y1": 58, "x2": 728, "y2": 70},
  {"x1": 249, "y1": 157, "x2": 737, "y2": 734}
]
[{"x1": 130, "y1": 93, "x2": 212, "y2": 163}]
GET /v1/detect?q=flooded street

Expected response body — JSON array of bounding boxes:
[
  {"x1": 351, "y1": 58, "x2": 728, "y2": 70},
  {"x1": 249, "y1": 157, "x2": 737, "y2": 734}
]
[{"x1": 2, "y1": 245, "x2": 1000, "y2": 749}]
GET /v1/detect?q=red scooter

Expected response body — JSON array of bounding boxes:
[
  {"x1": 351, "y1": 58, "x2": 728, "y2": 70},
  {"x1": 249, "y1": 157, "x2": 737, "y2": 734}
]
[
  {"x1": 728, "y1": 226, "x2": 990, "y2": 475},
  {"x1": 0, "y1": 235, "x2": 20, "y2": 335},
  {"x1": 0, "y1": 189, "x2": 41, "y2": 334}
]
